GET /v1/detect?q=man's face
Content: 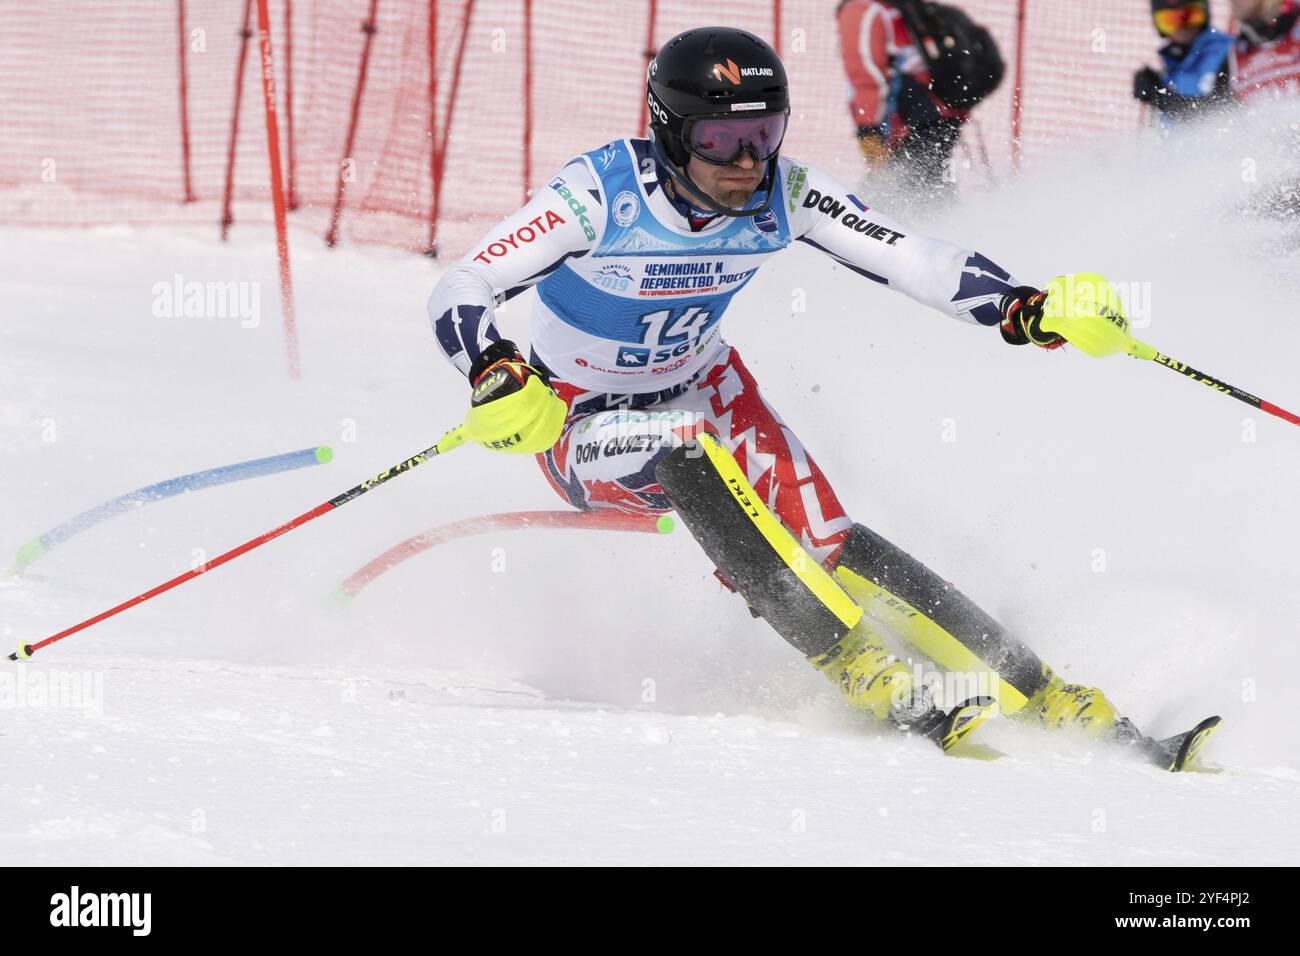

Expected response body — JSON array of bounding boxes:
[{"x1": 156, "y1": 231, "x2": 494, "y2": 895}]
[
  {"x1": 684, "y1": 151, "x2": 765, "y2": 209},
  {"x1": 1171, "y1": 24, "x2": 1201, "y2": 44}
]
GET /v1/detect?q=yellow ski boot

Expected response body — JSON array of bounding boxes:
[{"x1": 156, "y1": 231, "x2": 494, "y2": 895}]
[
  {"x1": 809, "y1": 622, "x2": 996, "y2": 753},
  {"x1": 808, "y1": 622, "x2": 911, "y2": 720},
  {"x1": 1015, "y1": 665, "x2": 1137, "y2": 741}
]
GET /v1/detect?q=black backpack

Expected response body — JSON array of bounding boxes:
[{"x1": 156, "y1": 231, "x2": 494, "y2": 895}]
[{"x1": 894, "y1": 1, "x2": 1004, "y2": 109}]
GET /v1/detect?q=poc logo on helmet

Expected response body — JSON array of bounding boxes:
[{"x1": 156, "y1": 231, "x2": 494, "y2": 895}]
[{"x1": 647, "y1": 91, "x2": 668, "y2": 126}]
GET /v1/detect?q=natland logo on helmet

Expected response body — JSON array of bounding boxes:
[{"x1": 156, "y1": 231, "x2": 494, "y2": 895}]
[
  {"x1": 646, "y1": 26, "x2": 790, "y2": 219},
  {"x1": 712, "y1": 59, "x2": 742, "y2": 84},
  {"x1": 711, "y1": 58, "x2": 776, "y2": 84}
]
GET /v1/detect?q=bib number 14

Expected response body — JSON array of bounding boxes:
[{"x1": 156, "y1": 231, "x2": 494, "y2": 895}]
[{"x1": 638, "y1": 306, "x2": 715, "y2": 347}]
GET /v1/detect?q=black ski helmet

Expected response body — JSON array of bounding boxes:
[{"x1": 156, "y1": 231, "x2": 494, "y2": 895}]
[
  {"x1": 646, "y1": 27, "x2": 790, "y2": 218},
  {"x1": 1149, "y1": 0, "x2": 1210, "y2": 12}
]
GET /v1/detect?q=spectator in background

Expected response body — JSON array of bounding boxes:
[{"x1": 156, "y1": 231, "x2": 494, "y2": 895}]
[
  {"x1": 835, "y1": 1, "x2": 1002, "y2": 197},
  {"x1": 1230, "y1": 0, "x2": 1300, "y2": 101},
  {"x1": 1133, "y1": 1, "x2": 1233, "y2": 123},
  {"x1": 1231, "y1": 0, "x2": 1300, "y2": 222}
]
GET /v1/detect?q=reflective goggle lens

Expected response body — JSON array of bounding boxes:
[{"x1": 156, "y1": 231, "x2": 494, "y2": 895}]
[
  {"x1": 1153, "y1": 2, "x2": 1208, "y2": 36},
  {"x1": 687, "y1": 113, "x2": 788, "y2": 164}
]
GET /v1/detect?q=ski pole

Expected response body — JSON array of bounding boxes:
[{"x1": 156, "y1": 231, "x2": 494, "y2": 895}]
[
  {"x1": 1041, "y1": 273, "x2": 1300, "y2": 429},
  {"x1": 9, "y1": 428, "x2": 467, "y2": 662},
  {"x1": 1132, "y1": 348, "x2": 1300, "y2": 427}
]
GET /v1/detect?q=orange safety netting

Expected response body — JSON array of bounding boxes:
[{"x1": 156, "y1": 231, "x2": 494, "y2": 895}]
[{"x1": 0, "y1": 1, "x2": 1231, "y2": 258}]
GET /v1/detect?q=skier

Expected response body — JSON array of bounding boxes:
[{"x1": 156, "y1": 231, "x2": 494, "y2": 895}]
[
  {"x1": 834, "y1": 1, "x2": 1001, "y2": 196},
  {"x1": 1230, "y1": 0, "x2": 1300, "y2": 222},
  {"x1": 1133, "y1": 0, "x2": 1234, "y2": 123},
  {"x1": 428, "y1": 27, "x2": 1206, "y2": 764},
  {"x1": 1229, "y1": 0, "x2": 1300, "y2": 101}
]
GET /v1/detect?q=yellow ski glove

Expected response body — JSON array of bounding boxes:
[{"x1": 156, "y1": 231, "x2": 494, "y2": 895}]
[{"x1": 462, "y1": 340, "x2": 566, "y2": 454}]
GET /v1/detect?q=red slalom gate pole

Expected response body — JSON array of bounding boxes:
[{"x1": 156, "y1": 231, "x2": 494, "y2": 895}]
[
  {"x1": 522, "y1": 0, "x2": 533, "y2": 205},
  {"x1": 334, "y1": 510, "x2": 672, "y2": 602},
  {"x1": 1011, "y1": 0, "x2": 1027, "y2": 172},
  {"x1": 9, "y1": 431, "x2": 467, "y2": 662},
  {"x1": 425, "y1": 0, "x2": 439, "y2": 254},
  {"x1": 325, "y1": 0, "x2": 380, "y2": 248},
  {"x1": 254, "y1": 0, "x2": 301, "y2": 380},
  {"x1": 637, "y1": 0, "x2": 658, "y2": 134},
  {"x1": 220, "y1": 0, "x2": 254, "y2": 240},
  {"x1": 428, "y1": 0, "x2": 475, "y2": 257},
  {"x1": 176, "y1": 0, "x2": 196, "y2": 203},
  {"x1": 283, "y1": 0, "x2": 298, "y2": 210}
]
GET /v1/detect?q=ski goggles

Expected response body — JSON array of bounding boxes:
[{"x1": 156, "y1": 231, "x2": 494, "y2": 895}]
[
  {"x1": 683, "y1": 111, "x2": 789, "y2": 165},
  {"x1": 1152, "y1": 1, "x2": 1208, "y2": 36}
]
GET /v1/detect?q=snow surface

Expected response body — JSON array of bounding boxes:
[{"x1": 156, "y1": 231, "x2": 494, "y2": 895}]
[{"x1": 2, "y1": 107, "x2": 1299, "y2": 865}]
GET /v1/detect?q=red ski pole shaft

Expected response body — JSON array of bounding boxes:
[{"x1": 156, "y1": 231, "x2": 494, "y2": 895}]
[{"x1": 10, "y1": 429, "x2": 466, "y2": 661}]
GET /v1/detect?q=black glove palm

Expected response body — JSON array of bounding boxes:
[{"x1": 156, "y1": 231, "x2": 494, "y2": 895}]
[
  {"x1": 1133, "y1": 66, "x2": 1164, "y2": 105},
  {"x1": 999, "y1": 286, "x2": 1064, "y2": 350}
]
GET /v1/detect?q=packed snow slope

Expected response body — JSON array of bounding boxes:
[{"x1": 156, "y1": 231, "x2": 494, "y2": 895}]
[{"x1": 2, "y1": 108, "x2": 1298, "y2": 865}]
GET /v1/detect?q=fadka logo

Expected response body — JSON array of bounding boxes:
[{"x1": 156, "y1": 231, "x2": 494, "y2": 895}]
[{"x1": 50, "y1": 886, "x2": 152, "y2": 936}]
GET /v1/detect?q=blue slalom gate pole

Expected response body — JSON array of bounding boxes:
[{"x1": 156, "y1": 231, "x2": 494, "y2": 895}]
[{"x1": 15, "y1": 445, "x2": 333, "y2": 568}]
